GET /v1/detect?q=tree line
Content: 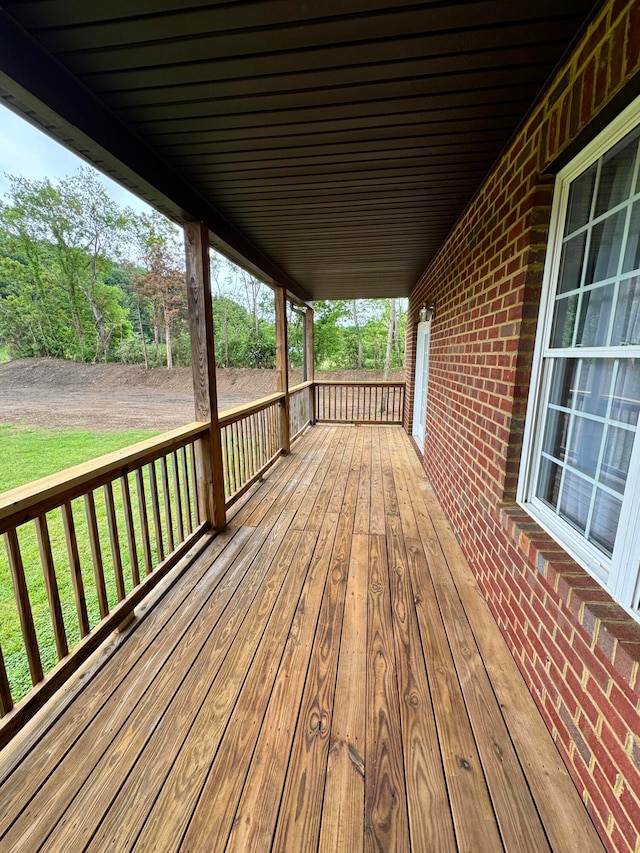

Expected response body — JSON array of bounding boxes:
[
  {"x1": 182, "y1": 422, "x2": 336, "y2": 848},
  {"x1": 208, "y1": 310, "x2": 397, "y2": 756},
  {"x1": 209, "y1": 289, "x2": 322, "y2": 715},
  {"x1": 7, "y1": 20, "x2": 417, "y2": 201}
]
[{"x1": 0, "y1": 168, "x2": 405, "y2": 371}]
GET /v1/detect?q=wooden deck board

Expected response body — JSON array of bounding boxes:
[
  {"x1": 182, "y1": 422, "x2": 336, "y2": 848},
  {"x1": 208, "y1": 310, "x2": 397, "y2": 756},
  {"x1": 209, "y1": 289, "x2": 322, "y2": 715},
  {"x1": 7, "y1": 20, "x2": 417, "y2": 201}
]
[{"x1": 0, "y1": 425, "x2": 604, "y2": 852}]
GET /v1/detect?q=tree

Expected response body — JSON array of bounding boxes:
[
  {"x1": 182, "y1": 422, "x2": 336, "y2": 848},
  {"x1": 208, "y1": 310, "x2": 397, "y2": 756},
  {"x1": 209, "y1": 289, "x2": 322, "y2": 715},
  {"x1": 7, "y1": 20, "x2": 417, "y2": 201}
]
[
  {"x1": 352, "y1": 300, "x2": 363, "y2": 369},
  {"x1": 130, "y1": 211, "x2": 188, "y2": 369},
  {"x1": 0, "y1": 169, "x2": 131, "y2": 361},
  {"x1": 313, "y1": 300, "x2": 350, "y2": 368},
  {"x1": 383, "y1": 298, "x2": 397, "y2": 380}
]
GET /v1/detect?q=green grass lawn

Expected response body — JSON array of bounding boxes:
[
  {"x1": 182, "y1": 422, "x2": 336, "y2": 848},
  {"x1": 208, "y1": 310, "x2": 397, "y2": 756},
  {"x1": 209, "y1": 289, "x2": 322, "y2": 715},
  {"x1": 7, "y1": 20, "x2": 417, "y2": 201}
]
[
  {"x1": 0, "y1": 424, "x2": 159, "y2": 493},
  {"x1": 0, "y1": 424, "x2": 188, "y2": 705}
]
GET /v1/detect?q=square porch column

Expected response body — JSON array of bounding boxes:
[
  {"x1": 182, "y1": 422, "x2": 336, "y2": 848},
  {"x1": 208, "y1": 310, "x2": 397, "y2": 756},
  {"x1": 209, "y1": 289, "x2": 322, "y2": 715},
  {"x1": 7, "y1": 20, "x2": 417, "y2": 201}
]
[
  {"x1": 274, "y1": 285, "x2": 291, "y2": 455},
  {"x1": 184, "y1": 221, "x2": 226, "y2": 531}
]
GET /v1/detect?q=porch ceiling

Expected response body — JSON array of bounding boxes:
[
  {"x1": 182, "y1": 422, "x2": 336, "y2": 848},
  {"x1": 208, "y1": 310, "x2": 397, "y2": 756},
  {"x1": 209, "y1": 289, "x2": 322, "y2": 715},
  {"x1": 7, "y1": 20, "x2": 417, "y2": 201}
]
[{"x1": 0, "y1": 1, "x2": 600, "y2": 303}]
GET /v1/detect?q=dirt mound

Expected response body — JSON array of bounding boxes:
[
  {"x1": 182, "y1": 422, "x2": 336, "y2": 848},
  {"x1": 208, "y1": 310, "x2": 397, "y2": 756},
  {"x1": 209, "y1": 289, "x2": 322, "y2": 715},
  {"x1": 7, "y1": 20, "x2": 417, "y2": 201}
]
[
  {"x1": 0, "y1": 358, "x2": 404, "y2": 433},
  {"x1": 0, "y1": 358, "x2": 276, "y2": 393},
  {"x1": 0, "y1": 358, "x2": 402, "y2": 393}
]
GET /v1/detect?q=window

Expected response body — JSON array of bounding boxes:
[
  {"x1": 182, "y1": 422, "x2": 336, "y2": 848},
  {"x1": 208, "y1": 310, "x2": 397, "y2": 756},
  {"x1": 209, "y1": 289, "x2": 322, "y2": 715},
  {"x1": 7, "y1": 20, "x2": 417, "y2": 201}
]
[{"x1": 519, "y1": 98, "x2": 640, "y2": 621}]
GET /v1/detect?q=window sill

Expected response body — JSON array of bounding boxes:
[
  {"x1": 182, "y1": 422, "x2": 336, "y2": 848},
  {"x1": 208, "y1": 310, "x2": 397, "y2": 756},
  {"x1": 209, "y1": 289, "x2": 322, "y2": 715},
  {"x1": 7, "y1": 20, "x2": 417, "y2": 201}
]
[{"x1": 500, "y1": 504, "x2": 640, "y2": 693}]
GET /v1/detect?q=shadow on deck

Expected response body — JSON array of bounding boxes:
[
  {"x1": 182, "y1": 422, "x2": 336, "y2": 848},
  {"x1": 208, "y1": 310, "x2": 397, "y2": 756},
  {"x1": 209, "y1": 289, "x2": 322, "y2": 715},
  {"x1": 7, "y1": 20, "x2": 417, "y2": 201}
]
[{"x1": 0, "y1": 425, "x2": 603, "y2": 851}]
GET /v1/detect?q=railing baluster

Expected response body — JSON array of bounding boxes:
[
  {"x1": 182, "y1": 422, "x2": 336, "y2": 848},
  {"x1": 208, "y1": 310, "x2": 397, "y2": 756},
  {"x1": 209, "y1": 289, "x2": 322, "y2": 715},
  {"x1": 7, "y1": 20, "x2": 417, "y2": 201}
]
[
  {"x1": 0, "y1": 646, "x2": 13, "y2": 716},
  {"x1": 172, "y1": 451, "x2": 185, "y2": 543},
  {"x1": 84, "y1": 492, "x2": 109, "y2": 619},
  {"x1": 180, "y1": 446, "x2": 193, "y2": 536},
  {"x1": 4, "y1": 529, "x2": 44, "y2": 685},
  {"x1": 262, "y1": 407, "x2": 268, "y2": 465},
  {"x1": 240, "y1": 419, "x2": 248, "y2": 484},
  {"x1": 61, "y1": 502, "x2": 90, "y2": 636},
  {"x1": 0, "y1": 423, "x2": 211, "y2": 739},
  {"x1": 135, "y1": 468, "x2": 153, "y2": 577},
  {"x1": 222, "y1": 426, "x2": 231, "y2": 498},
  {"x1": 160, "y1": 456, "x2": 174, "y2": 554},
  {"x1": 103, "y1": 482, "x2": 126, "y2": 603},
  {"x1": 35, "y1": 514, "x2": 68, "y2": 660},
  {"x1": 250, "y1": 413, "x2": 258, "y2": 476},
  {"x1": 234, "y1": 422, "x2": 242, "y2": 490},
  {"x1": 148, "y1": 461, "x2": 164, "y2": 564},
  {"x1": 120, "y1": 475, "x2": 140, "y2": 586},
  {"x1": 189, "y1": 442, "x2": 201, "y2": 524},
  {"x1": 225, "y1": 425, "x2": 232, "y2": 496}
]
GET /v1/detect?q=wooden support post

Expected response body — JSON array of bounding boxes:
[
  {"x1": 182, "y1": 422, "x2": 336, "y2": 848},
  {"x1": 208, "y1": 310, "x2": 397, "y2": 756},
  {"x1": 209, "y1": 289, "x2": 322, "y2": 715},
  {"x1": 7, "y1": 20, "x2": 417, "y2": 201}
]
[
  {"x1": 305, "y1": 306, "x2": 316, "y2": 425},
  {"x1": 275, "y1": 285, "x2": 290, "y2": 455},
  {"x1": 185, "y1": 221, "x2": 226, "y2": 531}
]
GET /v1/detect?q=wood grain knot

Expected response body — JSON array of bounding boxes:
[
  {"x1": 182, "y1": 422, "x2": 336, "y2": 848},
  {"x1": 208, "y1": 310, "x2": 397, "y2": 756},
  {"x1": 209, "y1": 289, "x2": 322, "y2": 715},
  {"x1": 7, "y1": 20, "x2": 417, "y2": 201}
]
[{"x1": 457, "y1": 756, "x2": 472, "y2": 771}]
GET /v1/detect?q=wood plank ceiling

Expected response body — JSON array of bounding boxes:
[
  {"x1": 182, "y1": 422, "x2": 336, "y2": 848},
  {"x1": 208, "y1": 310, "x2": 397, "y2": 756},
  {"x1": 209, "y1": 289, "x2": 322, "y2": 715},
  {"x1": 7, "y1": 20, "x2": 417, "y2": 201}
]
[{"x1": 0, "y1": 1, "x2": 601, "y2": 302}]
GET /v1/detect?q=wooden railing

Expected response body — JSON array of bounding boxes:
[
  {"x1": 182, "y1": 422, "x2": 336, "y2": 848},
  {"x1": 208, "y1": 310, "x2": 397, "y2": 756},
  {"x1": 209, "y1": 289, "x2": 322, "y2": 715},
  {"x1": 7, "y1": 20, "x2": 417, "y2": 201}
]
[
  {"x1": 315, "y1": 381, "x2": 405, "y2": 424},
  {"x1": 219, "y1": 392, "x2": 284, "y2": 509},
  {"x1": 289, "y1": 381, "x2": 313, "y2": 442},
  {"x1": 0, "y1": 423, "x2": 210, "y2": 745},
  {"x1": 0, "y1": 379, "x2": 407, "y2": 745}
]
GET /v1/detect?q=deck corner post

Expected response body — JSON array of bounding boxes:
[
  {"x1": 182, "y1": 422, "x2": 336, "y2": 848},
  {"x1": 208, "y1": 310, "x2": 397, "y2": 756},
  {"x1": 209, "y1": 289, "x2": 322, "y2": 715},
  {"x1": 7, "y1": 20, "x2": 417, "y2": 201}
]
[
  {"x1": 184, "y1": 221, "x2": 226, "y2": 531},
  {"x1": 305, "y1": 306, "x2": 316, "y2": 425},
  {"x1": 275, "y1": 285, "x2": 291, "y2": 455}
]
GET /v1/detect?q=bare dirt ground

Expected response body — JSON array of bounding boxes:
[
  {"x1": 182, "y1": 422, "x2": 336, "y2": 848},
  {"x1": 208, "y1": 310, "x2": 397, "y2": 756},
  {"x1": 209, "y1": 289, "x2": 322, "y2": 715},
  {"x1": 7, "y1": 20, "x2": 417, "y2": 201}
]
[{"x1": 0, "y1": 358, "x2": 403, "y2": 432}]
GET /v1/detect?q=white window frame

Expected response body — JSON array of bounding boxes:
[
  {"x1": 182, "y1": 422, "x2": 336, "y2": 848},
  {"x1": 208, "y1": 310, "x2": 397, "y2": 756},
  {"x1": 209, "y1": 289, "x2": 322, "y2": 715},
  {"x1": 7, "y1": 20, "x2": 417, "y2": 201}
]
[{"x1": 518, "y1": 94, "x2": 640, "y2": 621}]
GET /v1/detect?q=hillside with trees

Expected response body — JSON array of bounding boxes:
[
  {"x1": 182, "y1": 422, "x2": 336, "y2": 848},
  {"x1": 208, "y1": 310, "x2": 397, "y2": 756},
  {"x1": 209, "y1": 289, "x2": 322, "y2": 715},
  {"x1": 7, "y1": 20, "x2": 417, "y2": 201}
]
[{"x1": 0, "y1": 167, "x2": 406, "y2": 372}]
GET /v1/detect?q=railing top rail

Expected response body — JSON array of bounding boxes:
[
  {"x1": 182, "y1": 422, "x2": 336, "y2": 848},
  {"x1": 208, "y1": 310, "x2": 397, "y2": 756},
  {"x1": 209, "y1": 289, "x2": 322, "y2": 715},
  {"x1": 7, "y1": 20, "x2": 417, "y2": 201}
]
[
  {"x1": 314, "y1": 380, "x2": 405, "y2": 387},
  {"x1": 218, "y1": 391, "x2": 285, "y2": 427},
  {"x1": 0, "y1": 421, "x2": 208, "y2": 533},
  {"x1": 288, "y1": 381, "x2": 313, "y2": 393}
]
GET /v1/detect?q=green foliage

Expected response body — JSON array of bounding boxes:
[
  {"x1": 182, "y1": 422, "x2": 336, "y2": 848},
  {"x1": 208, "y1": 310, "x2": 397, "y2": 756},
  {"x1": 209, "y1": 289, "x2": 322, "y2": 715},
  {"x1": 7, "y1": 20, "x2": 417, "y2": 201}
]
[
  {"x1": 313, "y1": 300, "x2": 351, "y2": 369},
  {"x1": 0, "y1": 169, "x2": 132, "y2": 362},
  {"x1": 310, "y1": 299, "x2": 406, "y2": 370},
  {"x1": 0, "y1": 166, "x2": 407, "y2": 372},
  {"x1": 211, "y1": 295, "x2": 275, "y2": 368}
]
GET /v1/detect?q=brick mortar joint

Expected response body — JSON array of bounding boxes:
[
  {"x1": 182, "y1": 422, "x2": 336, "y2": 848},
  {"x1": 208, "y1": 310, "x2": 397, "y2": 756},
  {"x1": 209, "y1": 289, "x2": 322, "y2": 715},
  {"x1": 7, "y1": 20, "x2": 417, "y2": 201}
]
[{"x1": 497, "y1": 502, "x2": 640, "y2": 690}]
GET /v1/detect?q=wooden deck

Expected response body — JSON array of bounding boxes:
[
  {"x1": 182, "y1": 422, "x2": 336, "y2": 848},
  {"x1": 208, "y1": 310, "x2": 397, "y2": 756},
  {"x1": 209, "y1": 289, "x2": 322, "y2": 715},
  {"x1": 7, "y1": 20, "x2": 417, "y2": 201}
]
[{"x1": 0, "y1": 425, "x2": 603, "y2": 852}]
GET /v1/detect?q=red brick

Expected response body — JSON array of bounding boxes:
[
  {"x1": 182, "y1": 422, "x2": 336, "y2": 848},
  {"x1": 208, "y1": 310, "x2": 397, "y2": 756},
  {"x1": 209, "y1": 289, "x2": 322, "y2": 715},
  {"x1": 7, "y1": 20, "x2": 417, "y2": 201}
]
[{"x1": 625, "y1": 1, "x2": 640, "y2": 77}]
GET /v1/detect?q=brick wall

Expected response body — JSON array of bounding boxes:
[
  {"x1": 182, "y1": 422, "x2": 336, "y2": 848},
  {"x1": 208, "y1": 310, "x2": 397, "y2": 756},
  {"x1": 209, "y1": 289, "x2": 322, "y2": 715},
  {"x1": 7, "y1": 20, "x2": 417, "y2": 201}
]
[{"x1": 406, "y1": 2, "x2": 640, "y2": 849}]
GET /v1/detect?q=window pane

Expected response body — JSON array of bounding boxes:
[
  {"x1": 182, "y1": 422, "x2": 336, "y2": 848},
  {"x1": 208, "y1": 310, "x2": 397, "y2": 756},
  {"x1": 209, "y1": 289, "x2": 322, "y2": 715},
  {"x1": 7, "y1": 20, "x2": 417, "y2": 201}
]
[
  {"x1": 551, "y1": 294, "x2": 579, "y2": 347},
  {"x1": 567, "y1": 417, "x2": 604, "y2": 477},
  {"x1": 542, "y1": 408, "x2": 570, "y2": 461},
  {"x1": 611, "y1": 361, "x2": 640, "y2": 426},
  {"x1": 566, "y1": 163, "x2": 596, "y2": 234},
  {"x1": 559, "y1": 470, "x2": 592, "y2": 533},
  {"x1": 537, "y1": 457, "x2": 562, "y2": 508},
  {"x1": 549, "y1": 359, "x2": 578, "y2": 407},
  {"x1": 576, "y1": 283, "x2": 615, "y2": 346},
  {"x1": 558, "y1": 232, "x2": 586, "y2": 293},
  {"x1": 574, "y1": 359, "x2": 614, "y2": 417},
  {"x1": 585, "y1": 210, "x2": 626, "y2": 284},
  {"x1": 595, "y1": 129, "x2": 638, "y2": 217},
  {"x1": 599, "y1": 425, "x2": 634, "y2": 494},
  {"x1": 612, "y1": 276, "x2": 640, "y2": 345},
  {"x1": 567, "y1": 416, "x2": 604, "y2": 478},
  {"x1": 623, "y1": 203, "x2": 640, "y2": 273},
  {"x1": 589, "y1": 490, "x2": 622, "y2": 555}
]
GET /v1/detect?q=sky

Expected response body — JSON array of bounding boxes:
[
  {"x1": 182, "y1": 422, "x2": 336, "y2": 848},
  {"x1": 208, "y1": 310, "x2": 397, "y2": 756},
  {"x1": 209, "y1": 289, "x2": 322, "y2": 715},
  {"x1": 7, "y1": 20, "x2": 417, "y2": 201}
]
[{"x1": 0, "y1": 103, "x2": 153, "y2": 214}]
